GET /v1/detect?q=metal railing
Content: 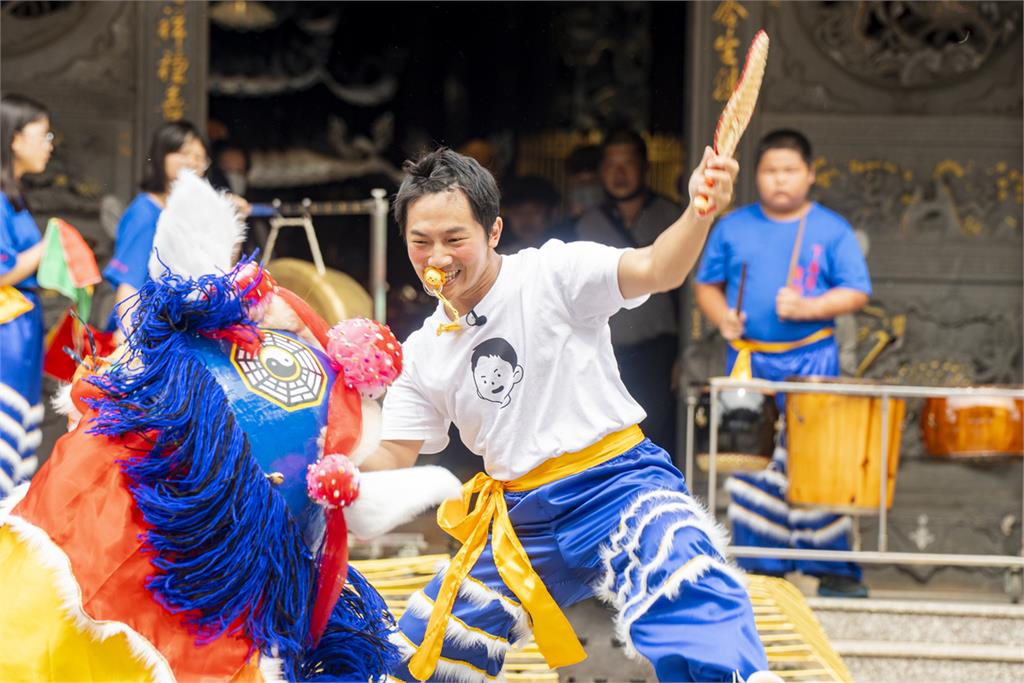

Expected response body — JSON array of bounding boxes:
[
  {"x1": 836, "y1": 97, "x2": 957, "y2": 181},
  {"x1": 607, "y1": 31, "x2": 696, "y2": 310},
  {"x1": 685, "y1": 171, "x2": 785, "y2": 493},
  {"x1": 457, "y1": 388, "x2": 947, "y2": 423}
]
[{"x1": 686, "y1": 377, "x2": 1024, "y2": 570}]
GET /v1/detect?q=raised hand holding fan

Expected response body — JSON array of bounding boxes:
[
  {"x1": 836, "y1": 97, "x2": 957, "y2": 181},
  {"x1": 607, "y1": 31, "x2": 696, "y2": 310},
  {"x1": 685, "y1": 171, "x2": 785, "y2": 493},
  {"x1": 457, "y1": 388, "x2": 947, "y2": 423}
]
[{"x1": 693, "y1": 30, "x2": 770, "y2": 216}]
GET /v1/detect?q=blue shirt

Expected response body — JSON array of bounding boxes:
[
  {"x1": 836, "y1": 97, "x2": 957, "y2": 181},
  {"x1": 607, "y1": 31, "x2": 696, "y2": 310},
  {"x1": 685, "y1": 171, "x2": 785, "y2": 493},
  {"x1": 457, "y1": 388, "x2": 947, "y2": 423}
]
[
  {"x1": 0, "y1": 192, "x2": 42, "y2": 290},
  {"x1": 103, "y1": 193, "x2": 162, "y2": 290},
  {"x1": 696, "y1": 202, "x2": 871, "y2": 342}
]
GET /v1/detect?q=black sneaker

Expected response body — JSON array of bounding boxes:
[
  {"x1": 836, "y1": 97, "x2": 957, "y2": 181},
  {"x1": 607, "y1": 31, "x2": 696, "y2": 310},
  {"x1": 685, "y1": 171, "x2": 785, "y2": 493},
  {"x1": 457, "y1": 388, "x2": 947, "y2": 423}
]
[{"x1": 816, "y1": 573, "x2": 869, "y2": 598}]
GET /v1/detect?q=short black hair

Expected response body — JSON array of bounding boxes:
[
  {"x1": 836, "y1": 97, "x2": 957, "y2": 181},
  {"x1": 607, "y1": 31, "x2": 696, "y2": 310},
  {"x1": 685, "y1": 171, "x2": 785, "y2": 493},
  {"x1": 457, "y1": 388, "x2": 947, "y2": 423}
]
[
  {"x1": 565, "y1": 144, "x2": 601, "y2": 176},
  {"x1": 501, "y1": 175, "x2": 560, "y2": 209},
  {"x1": 601, "y1": 128, "x2": 648, "y2": 167},
  {"x1": 1, "y1": 94, "x2": 49, "y2": 211},
  {"x1": 755, "y1": 129, "x2": 813, "y2": 167},
  {"x1": 140, "y1": 120, "x2": 209, "y2": 194},
  {"x1": 393, "y1": 147, "x2": 500, "y2": 236},
  {"x1": 471, "y1": 337, "x2": 518, "y2": 370}
]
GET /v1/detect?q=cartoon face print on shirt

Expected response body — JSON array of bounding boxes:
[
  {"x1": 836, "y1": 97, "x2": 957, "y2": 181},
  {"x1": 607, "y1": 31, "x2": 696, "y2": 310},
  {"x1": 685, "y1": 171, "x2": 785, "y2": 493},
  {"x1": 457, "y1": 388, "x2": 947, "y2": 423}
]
[{"x1": 470, "y1": 337, "x2": 524, "y2": 408}]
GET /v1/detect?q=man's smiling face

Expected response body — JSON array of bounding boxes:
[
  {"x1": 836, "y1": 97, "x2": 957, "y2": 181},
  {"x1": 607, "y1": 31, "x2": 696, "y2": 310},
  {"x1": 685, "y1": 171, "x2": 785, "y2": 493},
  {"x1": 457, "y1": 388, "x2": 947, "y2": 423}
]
[
  {"x1": 473, "y1": 355, "x2": 522, "y2": 407},
  {"x1": 405, "y1": 189, "x2": 503, "y2": 316}
]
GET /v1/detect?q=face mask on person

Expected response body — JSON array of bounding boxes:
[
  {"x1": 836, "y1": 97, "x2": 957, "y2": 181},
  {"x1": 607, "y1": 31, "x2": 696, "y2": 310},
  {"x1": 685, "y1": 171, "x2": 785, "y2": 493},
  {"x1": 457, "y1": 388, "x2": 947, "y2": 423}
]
[{"x1": 569, "y1": 183, "x2": 604, "y2": 215}]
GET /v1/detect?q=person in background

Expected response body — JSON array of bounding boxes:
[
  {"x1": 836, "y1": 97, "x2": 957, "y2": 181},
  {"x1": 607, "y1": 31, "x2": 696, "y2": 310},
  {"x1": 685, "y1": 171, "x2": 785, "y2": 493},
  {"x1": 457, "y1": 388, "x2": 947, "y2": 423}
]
[
  {"x1": 563, "y1": 143, "x2": 603, "y2": 221},
  {"x1": 457, "y1": 138, "x2": 505, "y2": 186},
  {"x1": 103, "y1": 121, "x2": 211, "y2": 339},
  {"x1": 497, "y1": 175, "x2": 562, "y2": 254},
  {"x1": 208, "y1": 139, "x2": 252, "y2": 199},
  {"x1": 208, "y1": 138, "x2": 260, "y2": 252},
  {"x1": 574, "y1": 128, "x2": 681, "y2": 455},
  {"x1": 0, "y1": 94, "x2": 53, "y2": 498},
  {"x1": 694, "y1": 129, "x2": 871, "y2": 598}
]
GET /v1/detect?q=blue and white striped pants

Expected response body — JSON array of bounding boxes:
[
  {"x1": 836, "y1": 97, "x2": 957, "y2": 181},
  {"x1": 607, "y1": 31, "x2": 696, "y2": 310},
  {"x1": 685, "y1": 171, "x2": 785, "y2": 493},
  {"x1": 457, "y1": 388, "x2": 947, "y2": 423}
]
[
  {"x1": 724, "y1": 338, "x2": 860, "y2": 579},
  {"x1": 390, "y1": 440, "x2": 767, "y2": 682},
  {"x1": 726, "y1": 461, "x2": 861, "y2": 579},
  {"x1": 0, "y1": 302, "x2": 43, "y2": 499}
]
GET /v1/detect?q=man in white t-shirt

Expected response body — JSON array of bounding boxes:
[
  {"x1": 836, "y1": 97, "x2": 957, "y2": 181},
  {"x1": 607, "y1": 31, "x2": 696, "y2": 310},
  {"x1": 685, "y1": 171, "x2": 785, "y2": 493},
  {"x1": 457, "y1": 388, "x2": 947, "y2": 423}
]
[{"x1": 364, "y1": 148, "x2": 778, "y2": 683}]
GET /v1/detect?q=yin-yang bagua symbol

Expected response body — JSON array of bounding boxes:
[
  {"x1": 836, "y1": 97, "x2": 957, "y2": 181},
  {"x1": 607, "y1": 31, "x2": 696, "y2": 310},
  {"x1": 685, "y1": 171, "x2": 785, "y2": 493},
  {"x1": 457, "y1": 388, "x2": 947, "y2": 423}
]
[{"x1": 231, "y1": 330, "x2": 327, "y2": 410}]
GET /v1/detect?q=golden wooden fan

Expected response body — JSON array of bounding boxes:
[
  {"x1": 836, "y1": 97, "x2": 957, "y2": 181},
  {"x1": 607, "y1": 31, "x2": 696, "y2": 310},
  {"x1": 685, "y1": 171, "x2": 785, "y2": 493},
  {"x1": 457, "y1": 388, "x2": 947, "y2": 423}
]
[{"x1": 694, "y1": 30, "x2": 770, "y2": 214}]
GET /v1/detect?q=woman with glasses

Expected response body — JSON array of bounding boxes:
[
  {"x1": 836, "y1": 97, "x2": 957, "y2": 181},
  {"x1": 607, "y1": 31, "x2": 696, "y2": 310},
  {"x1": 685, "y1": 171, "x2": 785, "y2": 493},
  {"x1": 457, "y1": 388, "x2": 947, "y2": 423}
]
[
  {"x1": 103, "y1": 120, "x2": 211, "y2": 338},
  {"x1": 0, "y1": 95, "x2": 53, "y2": 498}
]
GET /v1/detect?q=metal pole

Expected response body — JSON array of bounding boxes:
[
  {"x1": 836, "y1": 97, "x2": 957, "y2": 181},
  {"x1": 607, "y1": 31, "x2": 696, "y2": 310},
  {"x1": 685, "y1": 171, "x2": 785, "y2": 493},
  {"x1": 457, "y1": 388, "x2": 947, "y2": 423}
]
[
  {"x1": 370, "y1": 188, "x2": 388, "y2": 323},
  {"x1": 302, "y1": 215, "x2": 327, "y2": 276},
  {"x1": 728, "y1": 546, "x2": 1024, "y2": 568},
  {"x1": 685, "y1": 389, "x2": 696, "y2": 486},
  {"x1": 709, "y1": 377, "x2": 1024, "y2": 401},
  {"x1": 263, "y1": 221, "x2": 281, "y2": 263},
  {"x1": 709, "y1": 384, "x2": 719, "y2": 516},
  {"x1": 878, "y1": 393, "x2": 890, "y2": 553}
]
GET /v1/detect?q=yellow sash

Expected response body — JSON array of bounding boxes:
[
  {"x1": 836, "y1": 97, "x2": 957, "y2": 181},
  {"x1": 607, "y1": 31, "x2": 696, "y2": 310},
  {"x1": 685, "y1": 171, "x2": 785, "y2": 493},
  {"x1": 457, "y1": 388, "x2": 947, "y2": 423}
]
[
  {"x1": 0, "y1": 285, "x2": 33, "y2": 324},
  {"x1": 728, "y1": 327, "x2": 834, "y2": 380},
  {"x1": 407, "y1": 425, "x2": 645, "y2": 680}
]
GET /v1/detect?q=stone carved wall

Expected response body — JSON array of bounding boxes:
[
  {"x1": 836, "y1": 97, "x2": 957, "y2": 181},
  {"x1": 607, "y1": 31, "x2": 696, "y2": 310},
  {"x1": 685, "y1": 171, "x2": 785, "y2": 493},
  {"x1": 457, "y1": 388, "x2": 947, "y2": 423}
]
[
  {"x1": 797, "y1": 2, "x2": 1021, "y2": 91},
  {"x1": 2, "y1": 0, "x2": 209, "y2": 468},
  {"x1": 684, "y1": 1, "x2": 1023, "y2": 587},
  {"x1": 1, "y1": 0, "x2": 208, "y2": 269},
  {"x1": 1, "y1": 0, "x2": 138, "y2": 239},
  {"x1": 764, "y1": 1, "x2": 1023, "y2": 117}
]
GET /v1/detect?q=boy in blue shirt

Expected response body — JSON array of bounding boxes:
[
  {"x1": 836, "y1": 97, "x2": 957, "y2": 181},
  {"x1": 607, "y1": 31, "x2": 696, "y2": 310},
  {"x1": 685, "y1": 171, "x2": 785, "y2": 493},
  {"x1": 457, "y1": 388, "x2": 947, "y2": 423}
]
[{"x1": 695, "y1": 129, "x2": 871, "y2": 598}]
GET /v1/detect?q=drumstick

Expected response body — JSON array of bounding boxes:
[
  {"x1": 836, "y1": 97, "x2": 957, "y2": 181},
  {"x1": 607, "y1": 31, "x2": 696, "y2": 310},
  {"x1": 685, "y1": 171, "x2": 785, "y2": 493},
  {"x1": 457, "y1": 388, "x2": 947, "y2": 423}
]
[
  {"x1": 734, "y1": 262, "x2": 748, "y2": 315},
  {"x1": 786, "y1": 213, "x2": 807, "y2": 289},
  {"x1": 693, "y1": 30, "x2": 770, "y2": 215}
]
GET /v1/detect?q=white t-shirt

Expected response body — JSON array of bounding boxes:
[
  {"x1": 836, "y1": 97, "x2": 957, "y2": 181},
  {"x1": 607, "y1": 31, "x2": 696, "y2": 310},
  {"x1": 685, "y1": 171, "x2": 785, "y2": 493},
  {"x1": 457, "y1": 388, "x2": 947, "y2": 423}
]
[{"x1": 381, "y1": 239, "x2": 650, "y2": 481}]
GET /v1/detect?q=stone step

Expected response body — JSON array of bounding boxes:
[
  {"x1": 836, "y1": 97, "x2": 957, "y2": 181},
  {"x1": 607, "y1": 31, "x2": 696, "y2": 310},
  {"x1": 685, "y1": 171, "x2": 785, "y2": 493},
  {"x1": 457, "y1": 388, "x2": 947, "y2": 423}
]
[
  {"x1": 808, "y1": 597, "x2": 1024, "y2": 647},
  {"x1": 834, "y1": 641, "x2": 1024, "y2": 683},
  {"x1": 833, "y1": 640, "x2": 1023, "y2": 662}
]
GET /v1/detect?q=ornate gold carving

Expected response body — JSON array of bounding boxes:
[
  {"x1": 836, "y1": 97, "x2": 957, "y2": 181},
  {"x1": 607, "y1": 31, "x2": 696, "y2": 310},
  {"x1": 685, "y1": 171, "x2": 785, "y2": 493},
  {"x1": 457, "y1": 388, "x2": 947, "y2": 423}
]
[
  {"x1": 812, "y1": 156, "x2": 1022, "y2": 240},
  {"x1": 893, "y1": 359, "x2": 973, "y2": 387},
  {"x1": 156, "y1": 1, "x2": 189, "y2": 122},
  {"x1": 711, "y1": 1, "x2": 748, "y2": 102}
]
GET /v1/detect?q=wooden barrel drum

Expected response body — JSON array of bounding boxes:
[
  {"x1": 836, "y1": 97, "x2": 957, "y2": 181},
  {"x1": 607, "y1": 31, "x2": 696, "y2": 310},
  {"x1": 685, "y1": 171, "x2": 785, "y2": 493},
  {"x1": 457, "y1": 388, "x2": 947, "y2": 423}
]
[
  {"x1": 922, "y1": 393, "x2": 1024, "y2": 459},
  {"x1": 786, "y1": 378, "x2": 905, "y2": 512}
]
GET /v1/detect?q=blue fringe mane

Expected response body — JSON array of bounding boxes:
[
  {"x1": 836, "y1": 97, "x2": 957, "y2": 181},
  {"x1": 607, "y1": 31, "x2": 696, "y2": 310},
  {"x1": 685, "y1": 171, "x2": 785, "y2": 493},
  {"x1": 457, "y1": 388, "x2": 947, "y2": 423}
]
[
  {"x1": 293, "y1": 568, "x2": 401, "y2": 682},
  {"x1": 87, "y1": 266, "x2": 398, "y2": 678}
]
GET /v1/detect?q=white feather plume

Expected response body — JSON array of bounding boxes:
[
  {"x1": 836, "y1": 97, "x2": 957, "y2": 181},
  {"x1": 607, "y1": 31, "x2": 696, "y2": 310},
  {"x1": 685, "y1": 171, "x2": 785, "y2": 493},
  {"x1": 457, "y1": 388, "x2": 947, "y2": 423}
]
[
  {"x1": 50, "y1": 383, "x2": 73, "y2": 418},
  {"x1": 345, "y1": 466, "x2": 462, "y2": 540},
  {"x1": 49, "y1": 383, "x2": 81, "y2": 432},
  {"x1": 148, "y1": 170, "x2": 246, "y2": 279}
]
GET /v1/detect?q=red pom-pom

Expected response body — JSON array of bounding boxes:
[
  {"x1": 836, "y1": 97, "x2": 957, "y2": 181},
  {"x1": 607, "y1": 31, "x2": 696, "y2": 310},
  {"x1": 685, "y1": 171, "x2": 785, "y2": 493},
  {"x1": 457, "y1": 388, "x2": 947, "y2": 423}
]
[
  {"x1": 326, "y1": 318, "x2": 403, "y2": 399},
  {"x1": 306, "y1": 454, "x2": 360, "y2": 509}
]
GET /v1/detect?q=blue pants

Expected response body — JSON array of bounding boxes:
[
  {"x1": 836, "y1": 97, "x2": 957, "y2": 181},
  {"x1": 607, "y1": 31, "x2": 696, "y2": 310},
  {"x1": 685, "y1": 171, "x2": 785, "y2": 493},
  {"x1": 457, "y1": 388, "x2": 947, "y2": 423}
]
[
  {"x1": 0, "y1": 298, "x2": 43, "y2": 499},
  {"x1": 724, "y1": 338, "x2": 860, "y2": 579},
  {"x1": 390, "y1": 441, "x2": 767, "y2": 682}
]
